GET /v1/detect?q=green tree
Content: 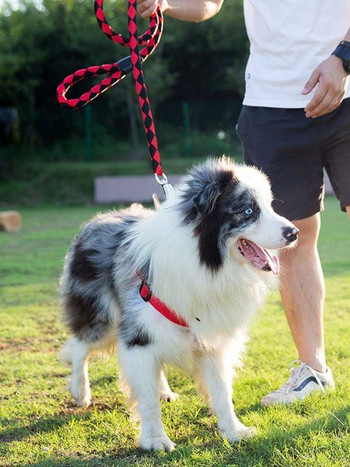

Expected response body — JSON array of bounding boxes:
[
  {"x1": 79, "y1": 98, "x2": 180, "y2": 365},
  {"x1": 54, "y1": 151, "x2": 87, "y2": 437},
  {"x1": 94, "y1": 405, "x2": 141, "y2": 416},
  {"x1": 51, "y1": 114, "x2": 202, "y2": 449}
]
[{"x1": 0, "y1": 0, "x2": 248, "y2": 159}]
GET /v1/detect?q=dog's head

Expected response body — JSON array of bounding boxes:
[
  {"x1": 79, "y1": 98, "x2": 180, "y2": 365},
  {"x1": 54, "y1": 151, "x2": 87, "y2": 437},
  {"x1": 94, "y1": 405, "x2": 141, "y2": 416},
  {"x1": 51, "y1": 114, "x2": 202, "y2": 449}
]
[{"x1": 178, "y1": 157, "x2": 298, "y2": 273}]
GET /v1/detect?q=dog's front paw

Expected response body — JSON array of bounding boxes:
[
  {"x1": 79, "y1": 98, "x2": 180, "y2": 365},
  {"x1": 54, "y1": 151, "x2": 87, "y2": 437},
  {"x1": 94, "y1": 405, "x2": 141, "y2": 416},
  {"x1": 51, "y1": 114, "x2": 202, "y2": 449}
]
[
  {"x1": 220, "y1": 425, "x2": 257, "y2": 443},
  {"x1": 160, "y1": 390, "x2": 179, "y2": 403},
  {"x1": 138, "y1": 433, "x2": 176, "y2": 451},
  {"x1": 74, "y1": 394, "x2": 91, "y2": 408},
  {"x1": 70, "y1": 381, "x2": 91, "y2": 408}
]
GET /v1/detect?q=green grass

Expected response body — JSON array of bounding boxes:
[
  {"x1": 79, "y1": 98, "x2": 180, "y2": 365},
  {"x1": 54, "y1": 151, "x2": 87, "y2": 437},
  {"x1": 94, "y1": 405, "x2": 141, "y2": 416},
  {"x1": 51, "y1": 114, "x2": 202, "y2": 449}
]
[
  {"x1": 0, "y1": 197, "x2": 349, "y2": 466},
  {"x1": 1, "y1": 149, "x2": 243, "y2": 207}
]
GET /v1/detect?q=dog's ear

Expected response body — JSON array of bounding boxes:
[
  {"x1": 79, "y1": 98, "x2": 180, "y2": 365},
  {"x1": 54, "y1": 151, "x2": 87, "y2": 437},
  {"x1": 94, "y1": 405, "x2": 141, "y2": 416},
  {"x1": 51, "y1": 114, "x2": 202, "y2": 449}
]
[{"x1": 193, "y1": 182, "x2": 222, "y2": 216}]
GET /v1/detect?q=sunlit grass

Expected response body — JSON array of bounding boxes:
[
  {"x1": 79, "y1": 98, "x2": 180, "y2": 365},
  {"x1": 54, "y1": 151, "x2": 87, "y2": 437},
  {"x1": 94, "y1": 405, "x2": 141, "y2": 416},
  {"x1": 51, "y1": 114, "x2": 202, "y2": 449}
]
[{"x1": 0, "y1": 197, "x2": 349, "y2": 466}]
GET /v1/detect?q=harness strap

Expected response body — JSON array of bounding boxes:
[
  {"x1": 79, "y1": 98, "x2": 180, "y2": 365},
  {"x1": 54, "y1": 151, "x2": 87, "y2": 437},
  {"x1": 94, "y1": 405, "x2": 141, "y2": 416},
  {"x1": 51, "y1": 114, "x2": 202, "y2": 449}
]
[{"x1": 139, "y1": 281, "x2": 189, "y2": 328}]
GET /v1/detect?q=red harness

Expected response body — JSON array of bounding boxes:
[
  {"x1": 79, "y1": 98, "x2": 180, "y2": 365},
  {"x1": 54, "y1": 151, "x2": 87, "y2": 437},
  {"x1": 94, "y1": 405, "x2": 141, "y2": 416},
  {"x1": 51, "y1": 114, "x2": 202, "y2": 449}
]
[{"x1": 139, "y1": 280, "x2": 189, "y2": 328}]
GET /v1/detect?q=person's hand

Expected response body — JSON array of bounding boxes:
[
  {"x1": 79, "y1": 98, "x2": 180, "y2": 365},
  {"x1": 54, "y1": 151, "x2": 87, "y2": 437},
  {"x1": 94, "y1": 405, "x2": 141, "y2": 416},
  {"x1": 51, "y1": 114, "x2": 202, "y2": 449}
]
[
  {"x1": 137, "y1": 0, "x2": 167, "y2": 19},
  {"x1": 302, "y1": 55, "x2": 349, "y2": 118}
]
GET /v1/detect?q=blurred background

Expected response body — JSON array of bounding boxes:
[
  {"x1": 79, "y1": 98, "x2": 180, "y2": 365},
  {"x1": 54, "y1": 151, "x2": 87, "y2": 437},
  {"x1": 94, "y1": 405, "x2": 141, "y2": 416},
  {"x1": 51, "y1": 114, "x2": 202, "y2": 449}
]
[{"x1": 0, "y1": 0, "x2": 248, "y2": 205}]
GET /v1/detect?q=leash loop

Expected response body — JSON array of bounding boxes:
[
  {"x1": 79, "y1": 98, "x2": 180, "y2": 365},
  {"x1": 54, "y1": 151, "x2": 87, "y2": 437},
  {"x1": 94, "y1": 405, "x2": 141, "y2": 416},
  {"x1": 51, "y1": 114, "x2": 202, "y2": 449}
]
[
  {"x1": 57, "y1": 1, "x2": 163, "y2": 111},
  {"x1": 94, "y1": 0, "x2": 162, "y2": 46}
]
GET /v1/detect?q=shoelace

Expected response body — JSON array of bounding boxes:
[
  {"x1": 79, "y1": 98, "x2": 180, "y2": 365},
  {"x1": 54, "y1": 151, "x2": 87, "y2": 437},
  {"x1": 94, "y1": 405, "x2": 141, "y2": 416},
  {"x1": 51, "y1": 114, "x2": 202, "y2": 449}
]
[{"x1": 277, "y1": 360, "x2": 326, "y2": 394}]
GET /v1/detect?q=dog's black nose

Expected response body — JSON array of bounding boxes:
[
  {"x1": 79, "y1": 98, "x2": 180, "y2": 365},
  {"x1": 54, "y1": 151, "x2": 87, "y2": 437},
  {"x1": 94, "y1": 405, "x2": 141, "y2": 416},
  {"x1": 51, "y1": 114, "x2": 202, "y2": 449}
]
[{"x1": 283, "y1": 226, "x2": 299, "y2": 243}]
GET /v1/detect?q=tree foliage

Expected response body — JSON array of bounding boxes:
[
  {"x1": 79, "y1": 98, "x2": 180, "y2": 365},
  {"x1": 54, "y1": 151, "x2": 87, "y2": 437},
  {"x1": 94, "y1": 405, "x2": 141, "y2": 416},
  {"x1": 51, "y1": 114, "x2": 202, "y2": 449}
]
[{"x1": 0, "y1": 0, "x2": 248, "y2": 155}]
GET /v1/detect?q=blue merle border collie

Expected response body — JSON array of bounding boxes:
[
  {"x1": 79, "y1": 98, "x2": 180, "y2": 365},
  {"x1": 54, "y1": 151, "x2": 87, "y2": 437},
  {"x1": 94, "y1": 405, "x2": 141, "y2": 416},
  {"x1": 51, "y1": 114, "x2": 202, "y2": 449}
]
[{"x1": 60, "y1": 157, "x2": 298, "y2": 451}]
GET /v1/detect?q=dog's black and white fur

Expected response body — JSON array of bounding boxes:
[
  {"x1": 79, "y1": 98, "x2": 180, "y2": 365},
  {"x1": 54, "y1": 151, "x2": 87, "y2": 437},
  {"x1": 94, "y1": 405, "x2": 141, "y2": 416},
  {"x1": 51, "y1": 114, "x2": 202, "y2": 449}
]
[{"x1": 60, "y1": 157, "x2": 298, "y2": 451}]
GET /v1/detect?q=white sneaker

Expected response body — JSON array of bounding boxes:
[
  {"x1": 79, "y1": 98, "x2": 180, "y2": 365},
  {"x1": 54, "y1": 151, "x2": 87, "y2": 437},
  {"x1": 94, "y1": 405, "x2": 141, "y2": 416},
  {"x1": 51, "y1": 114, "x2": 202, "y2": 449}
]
[{"x1": 261, "y1": 360, "x2": 335, "y2": 407}]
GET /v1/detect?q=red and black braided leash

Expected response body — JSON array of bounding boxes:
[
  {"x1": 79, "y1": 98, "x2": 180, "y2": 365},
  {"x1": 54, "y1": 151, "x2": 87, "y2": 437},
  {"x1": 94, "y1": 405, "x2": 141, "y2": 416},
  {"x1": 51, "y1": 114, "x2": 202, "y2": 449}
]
[
  {"x1": 57, "y1": 0, "x2": 171, "y2": 187},
  {"x1": 57, "y1": 1, "x2": 188, "y2": 327}
]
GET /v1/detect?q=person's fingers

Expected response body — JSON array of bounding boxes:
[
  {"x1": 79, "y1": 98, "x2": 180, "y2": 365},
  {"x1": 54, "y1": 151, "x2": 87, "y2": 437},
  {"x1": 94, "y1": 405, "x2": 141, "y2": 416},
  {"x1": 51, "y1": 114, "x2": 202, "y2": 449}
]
[
  {"x1": 304, "y1": 87, "x2": 327, "y2": 116},
  {"x1": 305, "y1": 86, "x2": 346, "y2": 117},
  {"x1": 302, "y1": 69, "x2": 320, "y2": 95},
  {"x1": 137, "y1": 0, "x2": 158, "y2": 18},
  {"x1": 305, "y1": 92, "x2": 336, "y2": 118},
  {"x1": 303, "y1": 56, "x2": 349, "y2": 118}
]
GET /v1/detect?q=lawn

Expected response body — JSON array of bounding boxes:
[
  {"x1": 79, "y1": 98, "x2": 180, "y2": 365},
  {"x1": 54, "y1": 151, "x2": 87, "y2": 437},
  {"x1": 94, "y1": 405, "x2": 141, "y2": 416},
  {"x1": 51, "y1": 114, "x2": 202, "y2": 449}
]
[{"x1": 0, "y1": 197, "x2": 349, "y2": 466}]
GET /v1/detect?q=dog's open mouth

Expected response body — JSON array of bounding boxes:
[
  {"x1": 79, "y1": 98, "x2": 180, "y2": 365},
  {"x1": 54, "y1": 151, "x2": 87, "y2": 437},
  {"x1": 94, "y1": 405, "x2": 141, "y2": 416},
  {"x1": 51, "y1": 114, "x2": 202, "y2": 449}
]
[{"x1": 237, "y1": 239, "x2": 279, "y2": 275}]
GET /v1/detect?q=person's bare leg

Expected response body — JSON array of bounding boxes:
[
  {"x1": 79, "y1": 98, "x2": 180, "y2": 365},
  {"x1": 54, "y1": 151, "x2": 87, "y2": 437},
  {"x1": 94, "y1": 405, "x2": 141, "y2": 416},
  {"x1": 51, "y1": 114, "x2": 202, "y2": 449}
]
[
  {"x1": 279, "y1": 213, "x2": 326, "y2": 372},
  {"x1": 346, "y1": 206, "x2": 350, "y2": 220}
]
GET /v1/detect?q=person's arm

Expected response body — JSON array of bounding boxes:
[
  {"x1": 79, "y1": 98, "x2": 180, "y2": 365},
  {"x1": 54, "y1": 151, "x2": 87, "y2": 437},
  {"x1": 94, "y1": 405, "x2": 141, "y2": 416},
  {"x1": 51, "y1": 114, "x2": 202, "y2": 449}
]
[
  {"x1": 137, "y1": 0, "x2": 224, "y2": 22},
  {"x1": 303, "y1": 28, "x2": 350, "y2": 118}
]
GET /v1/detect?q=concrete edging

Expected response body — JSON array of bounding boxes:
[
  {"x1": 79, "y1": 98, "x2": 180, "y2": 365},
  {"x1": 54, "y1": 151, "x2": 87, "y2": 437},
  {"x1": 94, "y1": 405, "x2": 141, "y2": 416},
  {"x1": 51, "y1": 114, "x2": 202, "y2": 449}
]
[
  {"x1": 94, "y1": 170, "x2": 334, "y2": 204},
  {"x1": 94, "y1": 174, "x2": 183, "y2": 203}
]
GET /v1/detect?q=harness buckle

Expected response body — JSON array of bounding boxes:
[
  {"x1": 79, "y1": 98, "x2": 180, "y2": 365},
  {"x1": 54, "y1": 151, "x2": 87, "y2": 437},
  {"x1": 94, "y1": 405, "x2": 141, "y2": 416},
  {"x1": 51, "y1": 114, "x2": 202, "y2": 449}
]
[{"x1": 154, "y1": 173, "x2": 174, "y2": 199}]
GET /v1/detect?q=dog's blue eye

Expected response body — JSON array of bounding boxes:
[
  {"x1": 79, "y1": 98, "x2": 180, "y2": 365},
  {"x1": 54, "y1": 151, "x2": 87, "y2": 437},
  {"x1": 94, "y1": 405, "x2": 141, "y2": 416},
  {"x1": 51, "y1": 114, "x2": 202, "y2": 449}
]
[{"x1": 244, "y1": 207, "x2": 253, "y2": 216}]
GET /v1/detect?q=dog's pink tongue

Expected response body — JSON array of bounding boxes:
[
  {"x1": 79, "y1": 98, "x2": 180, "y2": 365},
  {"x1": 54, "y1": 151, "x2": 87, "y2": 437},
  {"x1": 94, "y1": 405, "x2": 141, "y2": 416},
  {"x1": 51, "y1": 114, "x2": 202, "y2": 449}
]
[
  {"x1": 264, "y1": 251, "x2": 279, "y2": 275},
  {"x1": 251, "y1": 253, "x2": 279, "y2": 275},
  {"x1": 241, "y1": 240, "x2": 280, "y2": 275}
]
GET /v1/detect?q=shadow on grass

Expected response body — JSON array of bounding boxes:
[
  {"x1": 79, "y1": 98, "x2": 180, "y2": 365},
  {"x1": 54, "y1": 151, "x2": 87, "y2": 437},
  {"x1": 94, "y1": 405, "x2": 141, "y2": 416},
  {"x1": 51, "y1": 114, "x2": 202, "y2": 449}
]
[
  {"x1": 0, "y1": 410, "x2": 92, "y2": 444},
  {"x1": 2, "y1": 401, "x2": 349, "y2": 466}
]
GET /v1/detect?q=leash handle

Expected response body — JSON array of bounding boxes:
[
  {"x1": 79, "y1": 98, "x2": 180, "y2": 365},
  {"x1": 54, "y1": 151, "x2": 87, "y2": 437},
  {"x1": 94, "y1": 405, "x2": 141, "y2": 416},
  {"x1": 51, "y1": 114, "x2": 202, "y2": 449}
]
[
  {"x1": 95, "y1": 0, "x2": 162, "y2": 47},
  {"x1": 57, "y1": 1, "x2": 163, "y2": 111},
  {"x1": 57, "y1": 0, "x2": 169, "y2": 182}
]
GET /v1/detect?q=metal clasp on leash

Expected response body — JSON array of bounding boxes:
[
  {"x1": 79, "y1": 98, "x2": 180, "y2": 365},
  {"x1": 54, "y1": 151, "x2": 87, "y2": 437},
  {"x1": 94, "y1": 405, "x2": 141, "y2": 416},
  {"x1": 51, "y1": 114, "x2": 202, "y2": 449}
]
[{"x1": 154, "y1": 173, "x2": 174, "y2": 199}]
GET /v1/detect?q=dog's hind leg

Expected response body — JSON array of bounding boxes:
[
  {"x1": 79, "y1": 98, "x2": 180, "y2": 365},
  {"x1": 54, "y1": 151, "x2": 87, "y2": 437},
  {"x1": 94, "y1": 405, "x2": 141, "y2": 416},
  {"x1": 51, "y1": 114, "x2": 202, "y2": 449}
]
[
  {"x1": 195, "y1": 347, "x2": 256, "y2": 443},
  {"x1": 159, "y1": 370, "x2": 178, "y2": 402},
  {"x1": 119, "y1": 345, "x2": 176, "y2": 451},
  {"x1": 61, "y1": 337, "x2": 93, "y2": 407}
]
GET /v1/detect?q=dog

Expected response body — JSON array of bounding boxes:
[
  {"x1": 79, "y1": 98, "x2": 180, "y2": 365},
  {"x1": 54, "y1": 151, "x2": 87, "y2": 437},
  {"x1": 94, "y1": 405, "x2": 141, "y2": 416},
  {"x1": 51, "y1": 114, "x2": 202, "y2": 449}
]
[{"x1": 60, "y1": 157, "x2": 298, "y2": 451}]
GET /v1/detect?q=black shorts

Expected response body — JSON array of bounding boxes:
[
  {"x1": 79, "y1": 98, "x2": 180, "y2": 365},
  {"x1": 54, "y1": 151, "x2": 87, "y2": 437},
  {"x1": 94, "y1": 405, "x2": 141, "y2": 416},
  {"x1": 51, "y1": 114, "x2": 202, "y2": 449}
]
[{"x1": 236, "y1": 98, "x2": 350, "y2": 220}]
